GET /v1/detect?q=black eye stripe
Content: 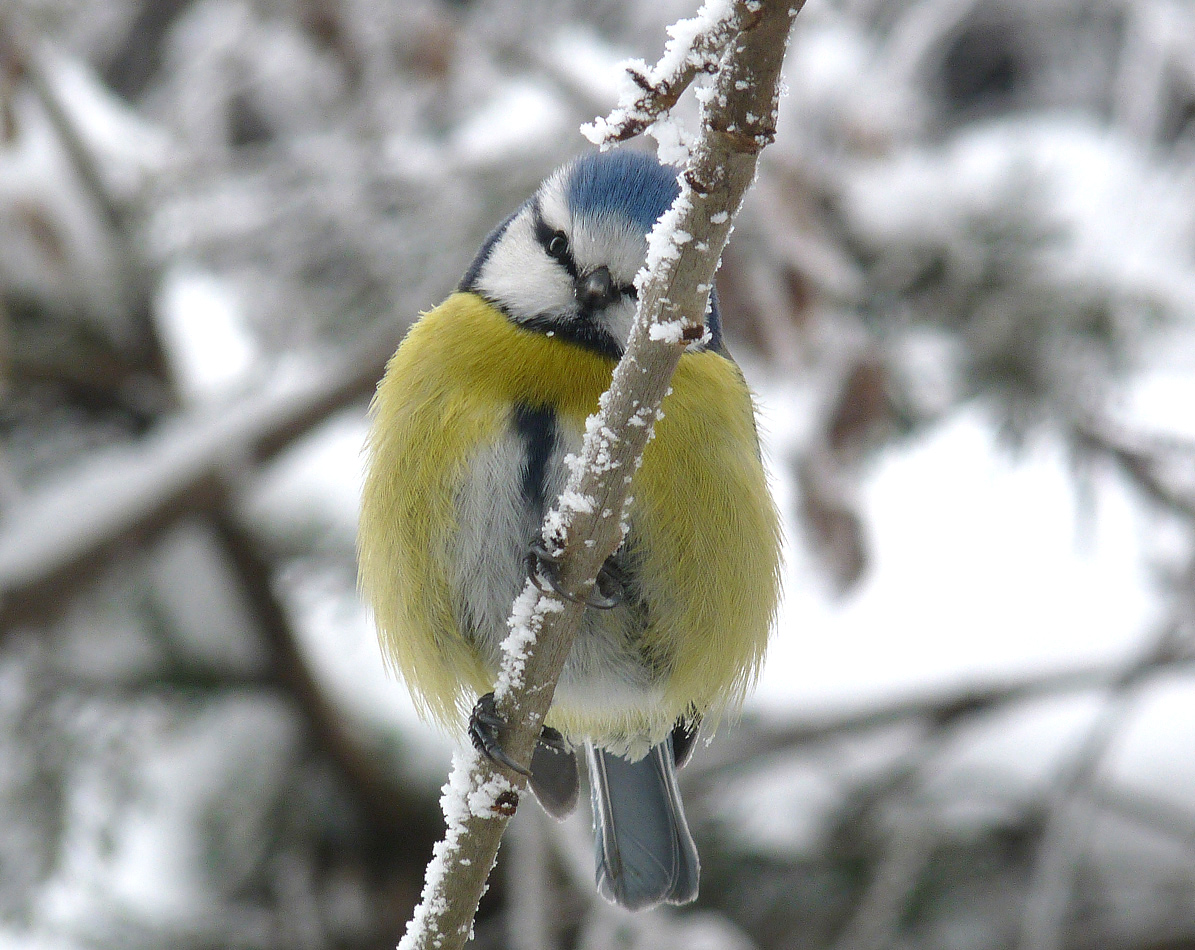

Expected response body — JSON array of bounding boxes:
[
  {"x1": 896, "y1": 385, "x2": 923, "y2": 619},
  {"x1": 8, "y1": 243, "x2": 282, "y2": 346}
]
[
  {"x1": 531, "y1": 200, "x2": 638, "y2": 301},
  {"x1": 533, "y1": 203, "x2": 578, "y2": 279}
]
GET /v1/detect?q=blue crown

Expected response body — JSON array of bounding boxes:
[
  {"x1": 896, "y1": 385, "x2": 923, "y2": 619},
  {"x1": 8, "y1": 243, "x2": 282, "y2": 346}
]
[
  {"x1": 567, "y1": 150, "x2": 724, "y2": 352},
  {"x1": 566, "y1": 151, "x2": 680, "y2": 234}
]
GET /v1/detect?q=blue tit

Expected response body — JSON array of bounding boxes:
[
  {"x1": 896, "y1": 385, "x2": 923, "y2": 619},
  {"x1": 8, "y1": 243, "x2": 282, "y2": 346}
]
[{"x1": 358, "y1": 149, "x2": 782, "y2": 910}]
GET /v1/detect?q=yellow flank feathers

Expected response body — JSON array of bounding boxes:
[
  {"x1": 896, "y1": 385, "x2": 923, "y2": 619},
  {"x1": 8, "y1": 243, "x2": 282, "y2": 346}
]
[{"x1": 358, "y1": 291, "x2": 783, "y2": 741}]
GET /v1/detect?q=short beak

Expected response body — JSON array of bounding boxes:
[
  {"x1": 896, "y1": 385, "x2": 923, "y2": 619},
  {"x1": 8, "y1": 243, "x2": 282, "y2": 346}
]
[{"x1": 575, "y1": 265, "x2": 617, "y2": 311}]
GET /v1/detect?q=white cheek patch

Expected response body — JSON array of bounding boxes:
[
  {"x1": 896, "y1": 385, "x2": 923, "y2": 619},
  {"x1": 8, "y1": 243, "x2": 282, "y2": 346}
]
[
  {"x1": 603, "y1": 297, "x2": 637, "y2": 351},
  {"x1": 474, "y1": 211, "x2": 573, "y2": 317},
  {"x1": 472, "y1": 169, "x2": 650, "y2": 351}
]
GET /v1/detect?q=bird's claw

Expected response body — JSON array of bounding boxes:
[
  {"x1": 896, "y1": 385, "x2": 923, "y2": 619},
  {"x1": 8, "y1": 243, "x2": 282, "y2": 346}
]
[
  {"x1": 469, "y1": 694, "x2": 581, "y2": 818},
  {"x1": 525, "y1": 540, "x2": 626, "y2": 610},
  {"x1": 469, "y1": 692, "x2": 532, "y2": 777}
]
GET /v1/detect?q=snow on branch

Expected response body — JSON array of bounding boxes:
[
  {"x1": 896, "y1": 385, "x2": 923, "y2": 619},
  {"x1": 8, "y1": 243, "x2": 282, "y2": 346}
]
[
  {"x1": 396, "y1": 3, "x2": 805, "y2": 950},
  {"x1": 0, "y1": 325, "x2": 398, "y2": 627},
  {"x1": 581, "y1": 0, "x2": 766, "y2": 154}
]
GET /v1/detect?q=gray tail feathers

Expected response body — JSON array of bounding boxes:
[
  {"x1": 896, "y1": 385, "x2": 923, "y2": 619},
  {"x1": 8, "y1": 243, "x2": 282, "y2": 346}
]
[{"x1": 587, "y1": 738, "x2": 700, "y2": 910}]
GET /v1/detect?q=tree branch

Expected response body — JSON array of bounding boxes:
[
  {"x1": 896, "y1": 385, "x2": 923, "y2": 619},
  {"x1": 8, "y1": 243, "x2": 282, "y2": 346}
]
[
  {"x1": 581, "y1": 0, "x2": 766, "y2": 145},
  {"x1": 396, "y1": 3, "x2": 805, "y2": 948},
  {"x1": 0, "y1": 15, "x2": 168, "y2": 376},
  {"x1": 209, "y1": 509, "x2": 436, "y2": 839},
  {"x1": 1073, "y1": 420, "x2": 1195, "y2": 523},
  {"x1": 0, "y1": 323, "x2": 399, "y2": 629},
  {"x1": 688, "y1": 661, "x2": 1147, "y2": 779},
  {"x1": 1015, "y1": 625, "x2": 1181, "y2": 950}
]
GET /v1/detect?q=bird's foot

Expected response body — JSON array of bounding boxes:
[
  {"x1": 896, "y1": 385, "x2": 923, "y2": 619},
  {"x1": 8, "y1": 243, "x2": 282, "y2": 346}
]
[
  {"x1": 468, "y1": 692, "x2": 580, "y2": 818},
  {"x1": 469, "y1": 692, "x2": 531, "y2": 776},
  {"x1": 524, "y1": 539, "x2": 626, "y2": 609}
]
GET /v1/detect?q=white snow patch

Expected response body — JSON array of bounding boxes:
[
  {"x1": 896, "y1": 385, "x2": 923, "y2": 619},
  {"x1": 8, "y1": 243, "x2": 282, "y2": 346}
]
[
  {"x1": 454, "y1": 80, "x2": 569, "y2": 165},
  {"x1": 241, "y1": 410, "x2": 365, "y2": 548},
  {"x1": 547, "y1": 28, "x2": 629, "y2": 105},
  {"x1": 42, "y1": 49, "x2": 173, "y2": 197},
  {"x1": 755, "y1": 405, "x2": 1160, "y2": 716},
  {"x1": 1106, "y1": 673, "x2": 1195, "y2": 805},
  {"x1": 156, "y1": 267, "x2": 257, "y2": 404},
  {"x1": 1119, "y1": 369, "x2": 1195, "y2": 442},
  {"x1": 558, "y1": 490, "x2": 596, "y2": 515},
  {"x1": 497, "y1": 584, "x2": 546, "y2": 695},
  {"x1": 647, "y1": 114, "x2": 693, "y2": 167},
  {"x1": 649, "y1": 319, "x2": 688, "y2": 344}
]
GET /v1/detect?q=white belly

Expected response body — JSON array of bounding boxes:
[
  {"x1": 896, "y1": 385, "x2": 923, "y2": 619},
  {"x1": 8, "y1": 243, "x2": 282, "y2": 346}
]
[{"x1": 448, "y1": 409, "x2": 665, "y2": 718}]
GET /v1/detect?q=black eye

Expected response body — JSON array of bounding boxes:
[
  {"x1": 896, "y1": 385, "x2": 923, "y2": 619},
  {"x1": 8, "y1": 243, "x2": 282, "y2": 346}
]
[{"x1": 547, "y1": 231, "x2": 569, "y2": 260}]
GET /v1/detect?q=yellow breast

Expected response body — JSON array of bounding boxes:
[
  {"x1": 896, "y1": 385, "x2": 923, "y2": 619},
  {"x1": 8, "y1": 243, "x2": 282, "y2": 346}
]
[{"x1": 358, "y1": 292, "x2": 783, "y2": 739}]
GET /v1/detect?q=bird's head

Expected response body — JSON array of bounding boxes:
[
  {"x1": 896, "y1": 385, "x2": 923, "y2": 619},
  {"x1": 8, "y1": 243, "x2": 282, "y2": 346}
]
[{"x1": 461, "y1": 150, "x2": 722, "y2": 359}]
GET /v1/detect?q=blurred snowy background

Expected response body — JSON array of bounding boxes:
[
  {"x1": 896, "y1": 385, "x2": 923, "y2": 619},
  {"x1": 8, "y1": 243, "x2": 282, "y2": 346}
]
[{"x1": 2, "y1": 0, "x2": 1195, "y2": 947}]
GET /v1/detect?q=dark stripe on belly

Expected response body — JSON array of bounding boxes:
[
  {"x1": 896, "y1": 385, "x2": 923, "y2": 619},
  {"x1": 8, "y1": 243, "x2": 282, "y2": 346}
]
[{"x1": 513, "y1": 403, "x2": 557, "y2": 515}]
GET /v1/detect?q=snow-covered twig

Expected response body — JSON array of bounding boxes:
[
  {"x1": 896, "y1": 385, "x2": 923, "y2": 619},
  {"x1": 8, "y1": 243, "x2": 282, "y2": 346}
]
[
  {"x1": 581, "y1": 0, "x2": 766, "y2": 150},
  {"x1": 395, "y1": 3, "x2": 805, "y2": 949}
]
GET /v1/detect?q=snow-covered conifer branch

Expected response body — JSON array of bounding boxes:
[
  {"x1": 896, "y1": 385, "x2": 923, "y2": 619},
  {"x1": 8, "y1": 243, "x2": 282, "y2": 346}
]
[{"x1": 397, "y1": 3, "x2": 805, "y2": 949}]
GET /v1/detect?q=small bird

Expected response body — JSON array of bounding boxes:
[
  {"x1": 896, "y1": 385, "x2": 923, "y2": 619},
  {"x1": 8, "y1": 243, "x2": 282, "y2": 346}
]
[{"x1": 358, "y1": 149, "x2": 782, "y2": 910}]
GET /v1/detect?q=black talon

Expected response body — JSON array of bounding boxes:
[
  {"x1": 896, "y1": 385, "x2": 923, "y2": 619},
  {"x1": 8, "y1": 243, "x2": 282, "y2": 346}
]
[
  {"x1": 526, "y1": 539, "x2": 627, "y2": 610},
  {"x1": 469, "y1": 692, "x2": 532, "y2": 777},
  {"x1": 470, "y1": 695, "x2": 581, "y2": 817}
]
